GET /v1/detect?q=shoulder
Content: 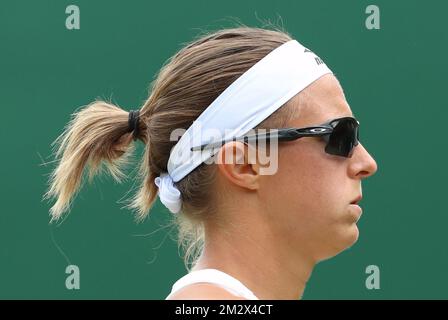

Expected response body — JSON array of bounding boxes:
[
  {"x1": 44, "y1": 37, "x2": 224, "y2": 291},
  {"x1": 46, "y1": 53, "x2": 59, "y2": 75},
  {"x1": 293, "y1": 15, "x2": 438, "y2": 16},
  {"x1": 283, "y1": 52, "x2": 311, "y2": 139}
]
[{"x1": 166, "y1": 283, "x2": 248, "y2": 300}]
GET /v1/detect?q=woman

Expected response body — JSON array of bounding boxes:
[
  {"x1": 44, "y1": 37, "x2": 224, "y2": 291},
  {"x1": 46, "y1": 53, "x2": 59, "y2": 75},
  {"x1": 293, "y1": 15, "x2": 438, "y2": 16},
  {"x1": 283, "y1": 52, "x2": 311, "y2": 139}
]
[{"x1": 45, "y1": 26, "x2": 378, "y2": 300}]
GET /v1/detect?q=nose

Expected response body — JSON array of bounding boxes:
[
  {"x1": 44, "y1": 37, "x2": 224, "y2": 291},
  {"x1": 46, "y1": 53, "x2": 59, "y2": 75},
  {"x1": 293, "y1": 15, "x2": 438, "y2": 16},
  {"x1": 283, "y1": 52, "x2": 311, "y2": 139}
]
[{"x1": 348, "y1": 143, "x2": 378, "y2": 179}]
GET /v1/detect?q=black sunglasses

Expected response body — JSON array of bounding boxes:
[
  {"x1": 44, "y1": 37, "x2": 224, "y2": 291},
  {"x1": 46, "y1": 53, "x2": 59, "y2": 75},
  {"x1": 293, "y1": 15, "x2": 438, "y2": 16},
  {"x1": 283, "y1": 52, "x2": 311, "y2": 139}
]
[{"x1": 190, "y1": 116, "x2": 360, "y2": 158}]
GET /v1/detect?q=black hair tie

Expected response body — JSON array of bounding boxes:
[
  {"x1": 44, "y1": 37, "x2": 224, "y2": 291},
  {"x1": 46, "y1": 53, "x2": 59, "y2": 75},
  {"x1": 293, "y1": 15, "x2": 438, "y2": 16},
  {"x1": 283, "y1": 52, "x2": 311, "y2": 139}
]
[{"x1": 128, "y1": 109, "x2": 140, "y2": 141}]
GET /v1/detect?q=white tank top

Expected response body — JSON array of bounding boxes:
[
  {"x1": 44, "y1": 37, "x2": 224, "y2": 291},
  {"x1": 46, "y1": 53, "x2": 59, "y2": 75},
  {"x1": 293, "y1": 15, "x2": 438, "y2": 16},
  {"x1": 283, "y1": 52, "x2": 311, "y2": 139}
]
[{"x1": 165, "y1": 268, "x2": 259, "y2": 300}]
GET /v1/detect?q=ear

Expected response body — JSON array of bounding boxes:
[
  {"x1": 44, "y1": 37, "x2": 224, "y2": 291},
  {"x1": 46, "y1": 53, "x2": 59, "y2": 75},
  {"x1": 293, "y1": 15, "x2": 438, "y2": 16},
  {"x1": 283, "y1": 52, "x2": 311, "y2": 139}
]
[{"x1": 216, "y1": 141, "x2": 261, "y2": 191}]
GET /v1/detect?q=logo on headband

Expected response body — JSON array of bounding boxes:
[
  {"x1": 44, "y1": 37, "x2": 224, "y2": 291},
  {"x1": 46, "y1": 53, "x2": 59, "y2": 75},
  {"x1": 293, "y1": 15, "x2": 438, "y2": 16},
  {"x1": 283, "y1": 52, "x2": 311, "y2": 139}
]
[{"x1": 304, "y1": 47, "x2": 325, "y2": 66}]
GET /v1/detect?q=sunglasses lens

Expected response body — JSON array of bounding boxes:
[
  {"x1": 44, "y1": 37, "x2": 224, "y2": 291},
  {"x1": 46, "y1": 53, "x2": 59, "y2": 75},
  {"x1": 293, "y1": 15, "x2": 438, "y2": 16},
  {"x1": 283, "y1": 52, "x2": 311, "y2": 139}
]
[{"x1": 325, "y1": 118, "x2": 359, "y2": 157}]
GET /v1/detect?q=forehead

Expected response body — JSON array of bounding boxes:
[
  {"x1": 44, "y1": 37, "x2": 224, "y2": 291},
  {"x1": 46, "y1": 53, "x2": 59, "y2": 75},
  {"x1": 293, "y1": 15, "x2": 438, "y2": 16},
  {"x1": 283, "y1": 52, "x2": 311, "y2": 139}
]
[{"x1": 289, "y1": 74, "x2": 354, "y2": 126}]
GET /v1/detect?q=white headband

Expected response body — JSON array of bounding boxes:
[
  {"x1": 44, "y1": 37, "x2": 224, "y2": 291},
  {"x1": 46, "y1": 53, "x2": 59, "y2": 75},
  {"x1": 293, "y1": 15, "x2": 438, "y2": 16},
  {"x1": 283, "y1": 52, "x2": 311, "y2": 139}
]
[{"x1": 154, "y1": 39, "x2": 333, "y2": 213}]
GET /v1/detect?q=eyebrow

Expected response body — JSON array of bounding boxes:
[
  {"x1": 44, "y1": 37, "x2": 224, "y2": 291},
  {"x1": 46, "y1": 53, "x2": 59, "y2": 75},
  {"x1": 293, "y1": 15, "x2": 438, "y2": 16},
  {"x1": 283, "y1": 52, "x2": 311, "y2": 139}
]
[{"x1": 324, "y1": 112, "x2": 356, "y2": 124}]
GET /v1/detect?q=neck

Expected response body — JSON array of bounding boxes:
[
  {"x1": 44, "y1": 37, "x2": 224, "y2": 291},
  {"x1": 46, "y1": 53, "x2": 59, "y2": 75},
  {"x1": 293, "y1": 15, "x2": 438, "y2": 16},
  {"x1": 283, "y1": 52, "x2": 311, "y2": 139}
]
[{"x1": 191, "y1": 216, "x2": 316, "y2": 300}]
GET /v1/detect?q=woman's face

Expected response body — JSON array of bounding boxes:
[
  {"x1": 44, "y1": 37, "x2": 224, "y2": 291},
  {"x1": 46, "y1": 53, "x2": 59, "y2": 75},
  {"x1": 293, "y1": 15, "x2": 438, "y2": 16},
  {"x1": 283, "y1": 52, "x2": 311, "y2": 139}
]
[{"x1": 259, "y1": 74, "x2": 378, "y2": 262}]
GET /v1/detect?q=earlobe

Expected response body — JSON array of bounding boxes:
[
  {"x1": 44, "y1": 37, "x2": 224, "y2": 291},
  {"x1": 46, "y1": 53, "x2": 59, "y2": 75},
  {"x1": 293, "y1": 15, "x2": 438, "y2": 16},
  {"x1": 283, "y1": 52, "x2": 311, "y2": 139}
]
[{"x1": 216, "y1": 142, "x2": 260, "y2": 191}]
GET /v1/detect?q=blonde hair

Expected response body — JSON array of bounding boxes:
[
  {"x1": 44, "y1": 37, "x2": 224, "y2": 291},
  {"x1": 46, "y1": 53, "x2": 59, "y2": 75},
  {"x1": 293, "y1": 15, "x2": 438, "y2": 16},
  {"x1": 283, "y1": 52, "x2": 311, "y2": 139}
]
[{"x1": 44, "y1": 25, "x2": 300, "y2": 270}]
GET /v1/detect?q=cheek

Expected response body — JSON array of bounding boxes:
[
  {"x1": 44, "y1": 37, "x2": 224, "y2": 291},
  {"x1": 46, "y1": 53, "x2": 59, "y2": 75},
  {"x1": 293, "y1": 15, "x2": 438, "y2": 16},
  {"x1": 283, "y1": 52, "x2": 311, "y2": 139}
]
[
  {"x1": 270, "y1": 141, "x2": 347, "y2": 215},
  {"x1": 257, "y1": 137, "x2": 362, "y2": 260},
  {"x1": 260, "y1": 141, "x2": 354, "y2": 247}
]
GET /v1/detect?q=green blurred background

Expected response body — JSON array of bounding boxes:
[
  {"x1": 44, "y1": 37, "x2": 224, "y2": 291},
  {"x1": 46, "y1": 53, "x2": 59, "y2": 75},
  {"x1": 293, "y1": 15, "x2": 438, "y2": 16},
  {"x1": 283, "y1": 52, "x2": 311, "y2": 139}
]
[{"x1": 0, "y1": 0, "x2": 447, "y2": 299}]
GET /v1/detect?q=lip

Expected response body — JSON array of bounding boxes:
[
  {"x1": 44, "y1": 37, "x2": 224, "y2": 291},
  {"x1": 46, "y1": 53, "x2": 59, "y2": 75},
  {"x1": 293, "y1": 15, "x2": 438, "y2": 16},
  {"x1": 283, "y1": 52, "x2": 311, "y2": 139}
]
[
  {"x1": 349, "y1": 203, "x2": 363, "y2": 221},
  {"x1": 350, "y1": 195, "x2": 363, "y2": 205},
  {"x1": 349, "y1": 203, "x2": 362, "y2": 210}
]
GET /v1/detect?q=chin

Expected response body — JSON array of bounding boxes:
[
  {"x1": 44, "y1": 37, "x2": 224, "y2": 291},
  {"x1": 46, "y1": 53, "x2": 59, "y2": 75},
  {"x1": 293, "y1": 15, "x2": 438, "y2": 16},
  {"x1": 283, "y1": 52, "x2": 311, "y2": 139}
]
[
  {"x1": 340, "y1": 224, "x2": 360, "y2": 254},
  {"x1": 348, "y1": 223, "x2": 360, "y2": 245},
  {"x1": 319, "y1": 225, "x2": 360, "y2": 262}
]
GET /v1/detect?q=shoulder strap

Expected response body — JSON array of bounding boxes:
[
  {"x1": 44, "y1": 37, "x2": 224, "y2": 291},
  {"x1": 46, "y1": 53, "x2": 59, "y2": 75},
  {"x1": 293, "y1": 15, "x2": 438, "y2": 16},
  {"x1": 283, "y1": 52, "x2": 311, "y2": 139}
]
[{"x1": 166, "y1": 268, "x2": 259, "y2": 300}]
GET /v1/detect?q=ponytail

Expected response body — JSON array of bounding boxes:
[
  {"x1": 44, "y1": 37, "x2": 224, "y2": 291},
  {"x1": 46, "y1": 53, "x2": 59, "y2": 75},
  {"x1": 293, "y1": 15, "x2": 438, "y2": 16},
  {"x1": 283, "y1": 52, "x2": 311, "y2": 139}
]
[{"x1": 44, "y1": 101, "x2": 144, "y2": 221}]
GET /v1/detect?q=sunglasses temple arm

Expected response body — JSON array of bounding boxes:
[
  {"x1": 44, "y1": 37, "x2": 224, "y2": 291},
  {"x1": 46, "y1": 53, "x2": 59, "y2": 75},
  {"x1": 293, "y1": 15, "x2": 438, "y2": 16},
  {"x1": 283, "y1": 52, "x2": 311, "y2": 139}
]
[
  {"x1": 190, "y1": 126, "x2": 332, "y2": 151},
  {"x1": 190, "y1": 132, "x2": 282, "y2": 151}
]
